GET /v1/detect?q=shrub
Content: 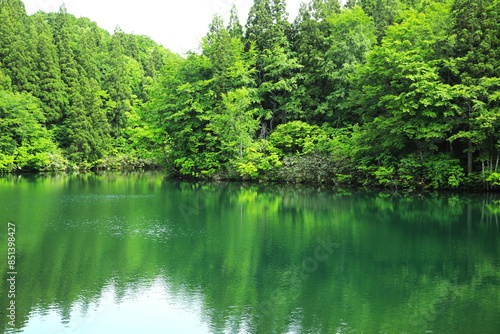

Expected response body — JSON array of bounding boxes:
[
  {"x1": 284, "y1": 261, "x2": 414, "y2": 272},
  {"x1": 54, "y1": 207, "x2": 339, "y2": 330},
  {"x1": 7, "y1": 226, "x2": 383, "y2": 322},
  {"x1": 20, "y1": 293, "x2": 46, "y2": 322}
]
[
  {"x1": 423, "y1": 154, "x2": 465, "y2": 189},
  {"x1": 268, "y1": 121, "x2": 330, "y2": 156}
]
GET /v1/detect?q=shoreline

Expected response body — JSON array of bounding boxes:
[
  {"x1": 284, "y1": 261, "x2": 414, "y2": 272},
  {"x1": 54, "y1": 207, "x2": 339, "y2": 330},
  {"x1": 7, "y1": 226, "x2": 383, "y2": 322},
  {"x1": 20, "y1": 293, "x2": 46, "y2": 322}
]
[{"x1": 2, "y1": 167, "x2": 498, "y2": 193}]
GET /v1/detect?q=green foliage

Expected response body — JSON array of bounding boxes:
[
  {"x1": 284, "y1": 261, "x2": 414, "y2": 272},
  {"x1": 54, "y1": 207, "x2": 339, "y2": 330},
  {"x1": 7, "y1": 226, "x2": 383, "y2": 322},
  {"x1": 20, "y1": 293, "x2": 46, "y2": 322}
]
[
  {"x1": 0, "y1": 0, "x2": 37, "y2": 93},
  {"x1": 268, "y1": 121, "x2": 329, "y2": 155},
  {"x1": 397, "y1": 153, "x2": 424, "y2": 186},
  {"x1": 322, "y1": 6, "x2": 376, "y2": 123},
  {"x1": 291, "y1": 5, "x2": 375, "y2": 126},
  {"x1": 0, "y1": 67, "x2": 12, "y2": 91},
  {"x1": 351, "y1": 6, "x2": 457, "y2": 167},
  {"x1": 105, "y1": 27, "x2": 133, "y2": 137},
  {"x1": 447, "y1": 0, "x2": 500, "y2": 173},
  {"x1": 145, "y1": 54, "x2": 219, "y2": 177},
  {"x1": 208, "y1": 88, "x2": 259, "y2": 159},
  {"x1": 227, "y1": 5, "x2": 244, "y2": 38},
  {"x1": 0, "y1": 91, "x2": 61, "y2": 171},
  {"x1": 235, "y1": 140, "x2": 281, "y2": 179},
  {"x1": 0, "y1": 3, "x2": 174, "y2": 171},
  {"x1": 423, "y1": 154, "x2": 465, "y2": 188},
  {"x1": 29, "y1": 12, "x2": 67, "y2": 122},
  {"x1": 245, "y1": 0, "x2": 301, "y2": 135},
  {"x1": 0, "y1": 0, "x2": 498, "y2": 189},
  {"x1": 358, "y1": 0, "x2": 403, "y2": 38},
  {"x1": 486, "y1": 173, "x2": 500, "y2": 186},
  {"x1": 374, "y1": 166, "x2": 397, "y2": 187}
]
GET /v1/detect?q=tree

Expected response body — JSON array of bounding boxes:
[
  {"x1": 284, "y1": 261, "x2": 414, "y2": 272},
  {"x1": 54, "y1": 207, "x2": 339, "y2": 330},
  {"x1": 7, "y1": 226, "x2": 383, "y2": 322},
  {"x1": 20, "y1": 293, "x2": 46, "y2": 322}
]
[
  {"x1": 358, "y1": 0, "x2": 403, "y2": 38},
  {"x1": 322, "y1": 6, "x2": 376, "y2": 126},
  {"x1": 145, "y1": 55, "x2": 220, "y2": 176},
  {"x1": 245, "y1": 0, "x2": 275, "y2": 51},
  {"x1": 448, "y1": 0, "x2": 500, "y2": 174},
  {"x1": 245, "y1": 0, "x2": 302, "y2": 136},
  {"x1": 227, "y1": 4, "x2": 243, "y2": 38},
  {"x1": 203, "y1": 15, "x2": 254, "y2": 93},
  {"x1": 202, "y1": 16, "x2": 258, "y2": 162},
  {"x1": 29, "y1": 12, "x2": 68, "y2": 123},
  {"x1": 207, "y1": 88, "x2": 259, "y2": 160},
  {"x1": 64, "y1": 77, "x2": 112, "y2": 162},
  {"x1": 49, "y1": 5, "x2": 84, "y2": 151},
  {"x1": 52, "y1": 5, "x2": 80, "y2": 98},
  {"x1": 0, "y1": 66, "x2": 12, "y2": 91},
  {"x1": 0, "y1": 91, "x2": 60, "y2": 171},
  {"x1": 290, "y1": 0, "x2": 340, "y2": 124},
  {"x1": 105, "y1": 27, "x2": 132, "y2": 137},
  {"x1": 351, "y1": 6, "x2": 457, "y2": 165},
  {"x1": 292, "y1": 4, "x2": 375, "y2": 126},
  {"x1": 0, "y1": 0, "x2": 38, "y2": 92},
  {"x1": 73, "y1": 20, "x2": 103, "y2": 82}
]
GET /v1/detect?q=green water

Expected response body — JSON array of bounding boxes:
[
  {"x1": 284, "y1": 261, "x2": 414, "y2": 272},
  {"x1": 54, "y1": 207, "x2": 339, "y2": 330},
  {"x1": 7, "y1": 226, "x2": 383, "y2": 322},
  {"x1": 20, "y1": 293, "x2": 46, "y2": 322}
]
[{"x1": 0, "y1": 172, "x2": 499, "y2": 334}]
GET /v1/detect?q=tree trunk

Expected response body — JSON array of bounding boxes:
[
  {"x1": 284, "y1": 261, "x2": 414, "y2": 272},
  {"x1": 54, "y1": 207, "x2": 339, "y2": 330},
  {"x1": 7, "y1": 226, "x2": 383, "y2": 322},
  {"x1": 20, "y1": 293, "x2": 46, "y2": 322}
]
[{"x1": 467, "y1": 140, "x2": 473, "y2": 175}]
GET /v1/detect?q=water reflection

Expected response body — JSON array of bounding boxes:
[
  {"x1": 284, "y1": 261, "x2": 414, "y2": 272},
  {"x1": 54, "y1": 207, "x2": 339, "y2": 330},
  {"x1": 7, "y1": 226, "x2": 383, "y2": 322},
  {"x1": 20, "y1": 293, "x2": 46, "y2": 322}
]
[
  {"x1": 23, "y1": 278, "x2": 210, "y2": 334},
  {"x1": 0, "y1": 172, "x2": 499, "y2": 333}
]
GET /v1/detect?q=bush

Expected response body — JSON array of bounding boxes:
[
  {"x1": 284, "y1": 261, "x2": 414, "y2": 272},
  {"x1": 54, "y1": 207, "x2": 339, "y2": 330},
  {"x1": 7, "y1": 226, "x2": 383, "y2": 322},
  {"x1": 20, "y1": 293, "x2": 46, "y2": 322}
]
[
  {"x1": 486, "y1": 172, "x2": 500, "y2": 187},
  {"x1": 273, "y1": 153, "x2": 336, "y2": 183},
  {"x1": 268, "y1": 121, "x2": 331, "y2": 156},
  {"x1": 235, "y1": 140, "x2": 281, "y2": 180},
  {"x1": 423, "y1": 154, "x2": 465, "y2": 189},
  {"x1": 397, "y1": 154, "x2": 424, "y2": 188}
]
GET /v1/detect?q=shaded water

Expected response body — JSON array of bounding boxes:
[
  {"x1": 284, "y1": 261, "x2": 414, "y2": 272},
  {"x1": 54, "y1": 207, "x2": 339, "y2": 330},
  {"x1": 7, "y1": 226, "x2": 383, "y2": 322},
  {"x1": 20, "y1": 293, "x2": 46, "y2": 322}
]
[{"x1": 0, "y1": 172, "x2": 499, "y2": 333}]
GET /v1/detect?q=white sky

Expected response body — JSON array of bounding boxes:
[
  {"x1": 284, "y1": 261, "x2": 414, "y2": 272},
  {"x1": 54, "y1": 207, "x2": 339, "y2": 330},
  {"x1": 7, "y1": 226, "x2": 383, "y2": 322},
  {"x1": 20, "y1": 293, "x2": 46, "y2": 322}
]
[{"x1": 22, "y1": 0, "x2": 305, "y2": 55}]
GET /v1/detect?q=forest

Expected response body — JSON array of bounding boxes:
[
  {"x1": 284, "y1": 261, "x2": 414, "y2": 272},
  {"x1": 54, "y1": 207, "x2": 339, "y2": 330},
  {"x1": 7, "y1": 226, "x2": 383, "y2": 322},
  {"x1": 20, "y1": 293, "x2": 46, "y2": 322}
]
[{"x1": 0, "y1": 0, "x2": 499, "y2": 190}]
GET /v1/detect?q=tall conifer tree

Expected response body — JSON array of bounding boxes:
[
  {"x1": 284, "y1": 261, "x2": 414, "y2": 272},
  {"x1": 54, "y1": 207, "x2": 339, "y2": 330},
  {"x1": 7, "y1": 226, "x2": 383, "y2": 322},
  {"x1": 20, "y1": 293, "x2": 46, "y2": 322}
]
[
  {"x1": 29, "y1": 13, "x2": 68, "y2": 123},
  {"x1": 245, "y1": 0, "x2": 301, "y2": 136},
  {"x1": 106, "y1": 27, "x2": 132, "y2": 137}
]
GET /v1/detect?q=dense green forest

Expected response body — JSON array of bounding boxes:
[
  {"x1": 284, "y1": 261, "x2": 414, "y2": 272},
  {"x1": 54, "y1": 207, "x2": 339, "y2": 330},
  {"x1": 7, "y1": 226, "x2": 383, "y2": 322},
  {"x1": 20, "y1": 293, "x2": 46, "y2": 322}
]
[
  {"x1": 0, "y1": 0, "x2": 177, "y2": 170},
  {"x1": 1, "y1": 0, "x2": 500, "y2": 190}
]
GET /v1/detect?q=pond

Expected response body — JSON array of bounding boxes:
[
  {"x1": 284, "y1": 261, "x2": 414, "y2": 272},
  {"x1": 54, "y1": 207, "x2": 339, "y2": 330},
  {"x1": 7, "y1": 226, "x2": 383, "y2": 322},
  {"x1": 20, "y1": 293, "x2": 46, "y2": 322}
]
[{"x1": 0, "y1": 172, "x2": 499, "y2": 333}]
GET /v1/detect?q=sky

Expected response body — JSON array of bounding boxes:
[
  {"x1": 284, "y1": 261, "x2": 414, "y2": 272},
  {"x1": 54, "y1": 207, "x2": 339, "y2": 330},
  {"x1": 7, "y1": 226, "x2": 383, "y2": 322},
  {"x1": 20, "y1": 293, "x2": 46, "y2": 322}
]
[{"x1": 22, "y1": 0, "x2": 305, "y2": 55}]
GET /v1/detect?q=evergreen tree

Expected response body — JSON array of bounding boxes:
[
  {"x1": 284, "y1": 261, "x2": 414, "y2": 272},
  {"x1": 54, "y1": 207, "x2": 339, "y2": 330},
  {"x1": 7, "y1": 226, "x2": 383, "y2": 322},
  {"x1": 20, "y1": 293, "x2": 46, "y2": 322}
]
[
  {"x1": 202, "y1": 16, "x2": 258, "y2": 162},
  {"x1": 322, "y1": 6, "x2": 376, "y2": 126},
  {"x1": 80, "y1": 77, "x2": 112, "y2": 160},
  {"x1": 74, "y1": 23, "x2": 102, "y2": 82},
  {"x1": 245, "y1": 0, "x2": 274, "y2": 51},
  {"x1": 51, "y1": 5, "x2": 82, "y2": 148},
  {"x1": 203, "y1": 15, "x2": 254, "y2": 93},
  {"x1": 63, "y1": 77, "x2": 110, "y2": 163},
  {"x1": 105, "y1": 27, "x2": 132, "y2": 137},
  {"x1": 53, "y1": 5, "x2": 80, "y2": 95},
  {"x1": 291, "y1": 0, "x2": 342, "y2": 124},
  {"x1": 227, "y1": 4, "x2": 244, "y2": 38},
  {"x1": 0, "y1": 0, "x2": 37, "y2": 92},
  {"x1": 448, "y1": 0, "x2": 500, "y2": 174},
  {"x1": 345, "y1": 0, "x2": 359, "y2": 8},
  {"x1": 358, "y1": 0, "x2": 403, "y2": 38},
  {"x1": 29, "y1": 13, "x2": 68, "y2": 123},
  {"x1": 245, "y1": 0, "x2": 302, "y2": 136},
  {"x1": 0, "y1": 66, "x2": 12, "y2": 91}
]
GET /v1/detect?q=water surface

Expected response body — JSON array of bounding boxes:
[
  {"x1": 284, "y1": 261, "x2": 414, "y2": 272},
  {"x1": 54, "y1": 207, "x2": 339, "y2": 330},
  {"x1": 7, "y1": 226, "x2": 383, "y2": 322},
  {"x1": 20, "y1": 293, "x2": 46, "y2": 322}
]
[{"x1": 0, "y1": 172, "x2": 499, "y2": 333}]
